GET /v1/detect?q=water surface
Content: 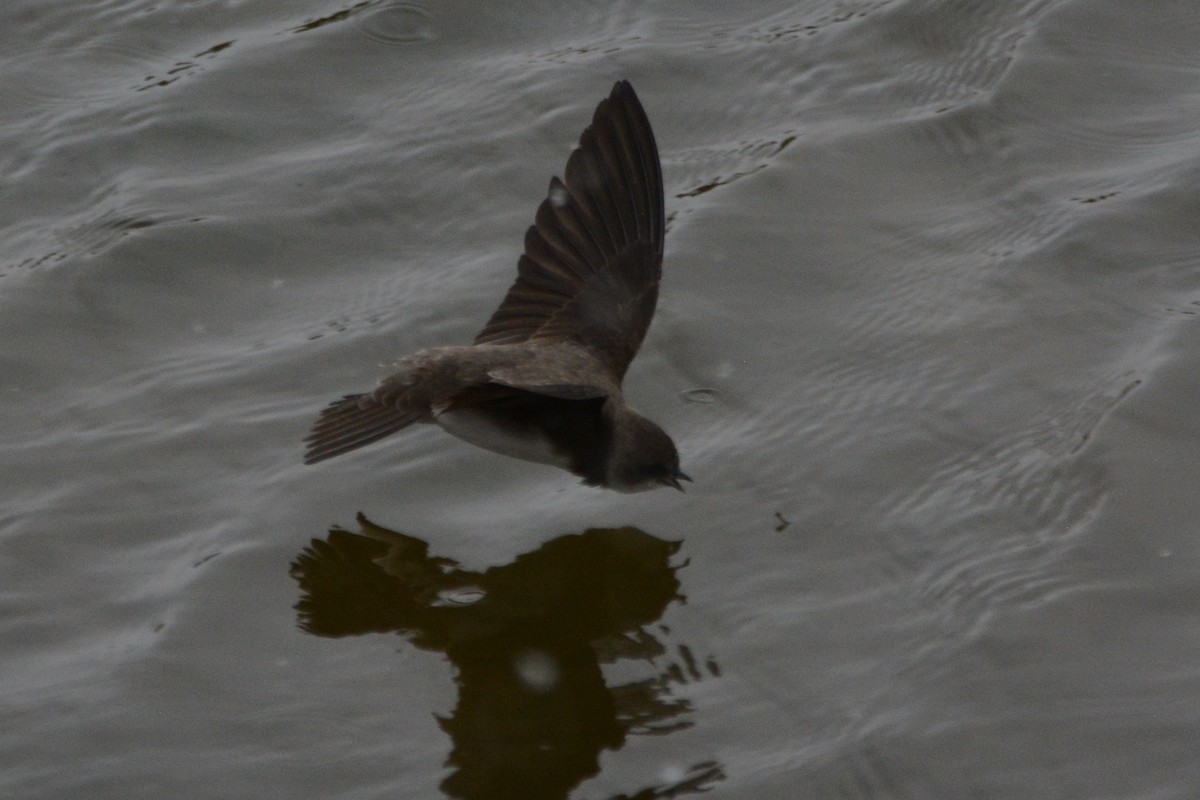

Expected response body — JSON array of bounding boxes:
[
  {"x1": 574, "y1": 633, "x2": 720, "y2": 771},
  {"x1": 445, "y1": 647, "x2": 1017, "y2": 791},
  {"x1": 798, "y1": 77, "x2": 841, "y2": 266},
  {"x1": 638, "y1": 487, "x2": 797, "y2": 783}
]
[{"x1": 3, "y1": 1, "x2": 1199, "y2": 797}]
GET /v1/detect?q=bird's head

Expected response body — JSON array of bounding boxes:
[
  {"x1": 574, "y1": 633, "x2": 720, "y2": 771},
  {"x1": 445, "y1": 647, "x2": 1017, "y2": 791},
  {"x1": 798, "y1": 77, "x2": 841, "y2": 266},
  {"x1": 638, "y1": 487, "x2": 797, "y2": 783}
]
[{"x1": 603, "y1": 407, "x2": 690, "y2": 493}]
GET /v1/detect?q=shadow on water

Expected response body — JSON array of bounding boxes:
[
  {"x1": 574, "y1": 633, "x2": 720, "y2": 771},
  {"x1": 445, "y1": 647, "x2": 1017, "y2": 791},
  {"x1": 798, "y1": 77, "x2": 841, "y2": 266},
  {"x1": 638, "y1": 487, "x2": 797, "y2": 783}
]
[{"x1": 289, "y1": 514, "x2": 724, "y2": 800}]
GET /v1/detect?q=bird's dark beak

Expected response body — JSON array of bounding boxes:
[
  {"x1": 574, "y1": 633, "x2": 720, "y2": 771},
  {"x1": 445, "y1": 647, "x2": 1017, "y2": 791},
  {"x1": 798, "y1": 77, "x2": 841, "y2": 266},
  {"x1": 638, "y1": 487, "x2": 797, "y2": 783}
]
[{"x1": 666, "y1": 472, "x2": 692, "y2": 492}]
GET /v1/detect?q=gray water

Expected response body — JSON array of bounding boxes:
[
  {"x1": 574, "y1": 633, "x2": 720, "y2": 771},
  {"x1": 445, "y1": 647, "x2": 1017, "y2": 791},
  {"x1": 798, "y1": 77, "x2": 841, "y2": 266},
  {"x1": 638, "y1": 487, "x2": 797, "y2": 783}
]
[{"x1": 3, "y1": 1, "x2": 1200, "y2": 798}]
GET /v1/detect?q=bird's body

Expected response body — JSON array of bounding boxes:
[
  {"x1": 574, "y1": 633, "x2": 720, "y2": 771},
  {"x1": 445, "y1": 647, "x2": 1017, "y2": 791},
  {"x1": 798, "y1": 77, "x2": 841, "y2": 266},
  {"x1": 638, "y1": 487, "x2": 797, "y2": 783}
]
[{"x1": 304, "y1": 81, "x2": 688, "y2": 492}]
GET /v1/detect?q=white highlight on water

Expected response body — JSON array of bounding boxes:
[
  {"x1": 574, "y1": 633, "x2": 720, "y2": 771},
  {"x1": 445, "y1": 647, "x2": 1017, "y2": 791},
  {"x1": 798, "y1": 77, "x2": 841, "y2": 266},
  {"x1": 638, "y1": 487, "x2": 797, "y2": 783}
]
[{"x1": 513, "y1": 649, "x2": 560, "y2": 694}]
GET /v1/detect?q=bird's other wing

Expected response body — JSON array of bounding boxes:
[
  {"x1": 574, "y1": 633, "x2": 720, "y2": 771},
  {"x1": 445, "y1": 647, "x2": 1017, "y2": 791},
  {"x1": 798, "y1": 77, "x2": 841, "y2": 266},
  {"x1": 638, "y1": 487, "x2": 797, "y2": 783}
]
[
  {"x1": 484, "y1": 340, "x2": 616, "y2": 400},
  {"x1": 473, "y1": 80, "x2": 665, "y2": 382}
]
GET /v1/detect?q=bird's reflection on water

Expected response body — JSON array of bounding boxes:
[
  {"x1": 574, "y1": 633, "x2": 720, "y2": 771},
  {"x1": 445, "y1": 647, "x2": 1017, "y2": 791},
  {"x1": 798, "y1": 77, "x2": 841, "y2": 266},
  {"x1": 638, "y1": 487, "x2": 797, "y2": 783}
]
[{"x1": 289, "y1": 514, "x2": 723, "y2": 800}]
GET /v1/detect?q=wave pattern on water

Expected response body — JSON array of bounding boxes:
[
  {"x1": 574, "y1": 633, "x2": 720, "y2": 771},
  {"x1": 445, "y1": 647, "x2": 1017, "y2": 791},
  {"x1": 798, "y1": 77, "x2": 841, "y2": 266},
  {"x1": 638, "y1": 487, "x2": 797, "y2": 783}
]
[{"x1": 5, "y1": 0, "x2": 1200, "y2": 798}]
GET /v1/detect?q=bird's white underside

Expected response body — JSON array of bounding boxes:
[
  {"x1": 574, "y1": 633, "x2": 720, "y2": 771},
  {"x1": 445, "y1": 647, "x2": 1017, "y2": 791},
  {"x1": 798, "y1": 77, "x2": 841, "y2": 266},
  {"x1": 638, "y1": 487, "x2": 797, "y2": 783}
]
[{"x1": 433, "y1": 407, "x2": 572, "y2": 470}]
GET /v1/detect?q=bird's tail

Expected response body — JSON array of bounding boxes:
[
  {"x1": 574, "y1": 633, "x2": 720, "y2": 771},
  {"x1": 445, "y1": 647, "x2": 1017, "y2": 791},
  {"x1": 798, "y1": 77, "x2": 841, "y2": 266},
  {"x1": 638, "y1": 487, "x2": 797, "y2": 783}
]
[{"x1": 303, "y1": 394, "x2": 422, "y2": 464}]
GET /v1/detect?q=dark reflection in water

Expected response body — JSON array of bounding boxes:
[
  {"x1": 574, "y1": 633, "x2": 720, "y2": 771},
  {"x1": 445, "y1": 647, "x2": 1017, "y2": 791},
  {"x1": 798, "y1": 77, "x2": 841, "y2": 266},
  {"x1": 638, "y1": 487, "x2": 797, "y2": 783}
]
[{"x1": 290, "y1": 514, "x2": 723, "y2": 800}]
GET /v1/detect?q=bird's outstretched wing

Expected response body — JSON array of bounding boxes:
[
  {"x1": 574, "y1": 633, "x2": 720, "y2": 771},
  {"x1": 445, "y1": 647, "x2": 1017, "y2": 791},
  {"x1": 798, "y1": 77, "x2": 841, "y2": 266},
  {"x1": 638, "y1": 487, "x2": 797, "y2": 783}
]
[{"x1": 474, "y1": 80, "x2": 665, "y2": 383}]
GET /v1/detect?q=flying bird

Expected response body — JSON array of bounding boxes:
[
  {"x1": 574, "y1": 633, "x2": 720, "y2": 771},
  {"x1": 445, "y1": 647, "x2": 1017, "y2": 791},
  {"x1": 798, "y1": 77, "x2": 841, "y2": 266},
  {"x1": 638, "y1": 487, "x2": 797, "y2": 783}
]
[{"x1": 304, "y1": 81, "x2": 688, "y2": 492}]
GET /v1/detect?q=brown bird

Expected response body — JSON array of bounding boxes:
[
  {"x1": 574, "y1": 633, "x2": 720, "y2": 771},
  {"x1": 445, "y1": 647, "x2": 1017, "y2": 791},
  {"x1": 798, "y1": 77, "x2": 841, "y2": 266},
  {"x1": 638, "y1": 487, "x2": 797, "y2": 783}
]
[{"x1": 304, "y1": 81, "x2": 688, "y2": 492}]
